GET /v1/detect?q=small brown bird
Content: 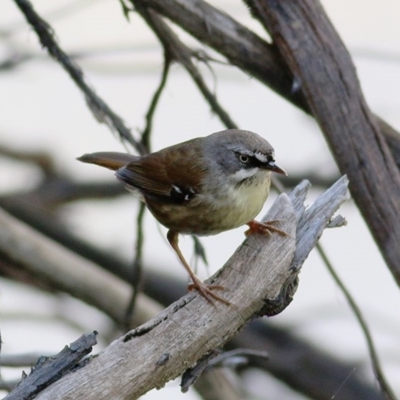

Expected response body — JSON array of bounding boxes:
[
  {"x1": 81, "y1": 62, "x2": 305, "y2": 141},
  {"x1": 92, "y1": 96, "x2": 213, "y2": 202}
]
[{"x1": 78, "y1": 129, "x2": 286, "y2": 304}]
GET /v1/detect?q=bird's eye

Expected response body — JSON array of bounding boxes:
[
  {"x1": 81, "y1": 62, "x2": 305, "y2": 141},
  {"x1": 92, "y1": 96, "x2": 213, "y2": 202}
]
[{"x1": 239, "y1": 154, "x2": 249, "y2": 163}]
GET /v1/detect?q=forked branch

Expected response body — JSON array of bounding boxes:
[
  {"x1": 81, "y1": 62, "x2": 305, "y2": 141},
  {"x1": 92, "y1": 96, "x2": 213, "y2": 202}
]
[{"x1": 17, "y1": 177, "x2": 349, "y2": 400}]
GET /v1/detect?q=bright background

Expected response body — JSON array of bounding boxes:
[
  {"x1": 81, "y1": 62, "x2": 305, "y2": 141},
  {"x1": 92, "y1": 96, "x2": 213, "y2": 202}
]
[{"x1": 0, "y1": 1, "x2": 400, "y2": 398}]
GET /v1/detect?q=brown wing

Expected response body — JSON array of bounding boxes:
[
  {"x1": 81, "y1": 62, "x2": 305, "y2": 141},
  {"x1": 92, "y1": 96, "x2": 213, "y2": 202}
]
[{"x1": 116, "y1": 138, "x2": 205, "y2": 204}]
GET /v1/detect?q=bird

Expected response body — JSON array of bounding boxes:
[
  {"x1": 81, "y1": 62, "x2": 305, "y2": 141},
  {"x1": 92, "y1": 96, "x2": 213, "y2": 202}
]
[{"x1": 77, "y1": 129, "x2": 287, "y2": 305}]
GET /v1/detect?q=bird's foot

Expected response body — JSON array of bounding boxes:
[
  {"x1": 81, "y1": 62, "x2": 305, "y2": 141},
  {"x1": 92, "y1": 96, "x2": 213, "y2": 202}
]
[
  {"x1": 245, "y1": 219, "x2": 288, "y2": 237},
  {"x1": 188, "y1": 279, "x2": 231, "y2": 306}
]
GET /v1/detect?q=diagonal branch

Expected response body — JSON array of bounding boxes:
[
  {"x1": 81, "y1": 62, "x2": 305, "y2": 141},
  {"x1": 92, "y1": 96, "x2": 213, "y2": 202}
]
[
  {"x1": 132, "y1": 0, "x2": 400, "y2": 168},
  {"x1": 29, "y1": 177, "x2": 349, "y2": 399},
  {"x1": 3, "y1": 333, "x2": 98, "y2": 400},
  {"x1": 13, "y1": 0, "x2": 144, "y2": 154},
  {"x1": 245, "y1": 0, "x2": 400, "y2": 286},
  {"x1": 1, "y1": 177, "x2": 380, "y2": 399}
]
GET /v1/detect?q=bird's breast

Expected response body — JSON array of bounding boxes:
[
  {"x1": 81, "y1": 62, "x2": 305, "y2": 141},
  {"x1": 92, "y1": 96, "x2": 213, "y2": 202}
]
[
  {"x1": 146, "y1": 171, "x2": 271, "y2": 236},
  {"x1": 204, "y1": 173, "x2": 270, "y2": 233}
]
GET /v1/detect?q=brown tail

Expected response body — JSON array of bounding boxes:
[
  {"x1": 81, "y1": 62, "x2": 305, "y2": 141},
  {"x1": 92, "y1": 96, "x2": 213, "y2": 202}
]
[{"x1": 77, "y1": 152, "x2": 139, "y2": 171}]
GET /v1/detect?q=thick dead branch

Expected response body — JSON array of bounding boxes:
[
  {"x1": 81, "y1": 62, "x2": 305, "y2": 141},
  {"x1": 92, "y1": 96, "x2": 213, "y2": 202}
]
[
  {"x1": 1, "y1": 178, "x2": 379, "y2": 399},
  {"x1": 245, "y1": 0, "x2": 400, "y2": 286},
  {"x1": 133, "y1": 0, "x2": 400, "y2": 168},
  {"x1": 26, "y1": 177, "x2": 349, "y2": 399},
  {"x1": 12, "y1": 0, "x2": 400, "y2": 259},
  {"x1": 131, "y1": 0, "x2": 298, "y2": 105}
]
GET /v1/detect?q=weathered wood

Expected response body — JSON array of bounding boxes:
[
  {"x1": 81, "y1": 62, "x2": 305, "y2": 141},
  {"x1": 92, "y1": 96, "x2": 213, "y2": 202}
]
[
  {"x1": 4, "y1": 332, "x2": 97, "y2": 400},
  {"x1": 134, "y1": 0, "x2": 400, "y2": 168},
  {"x1": 245, "y1": 0, "x2": 400, "y2": 284},
  {"x1": 29, "y1": 177, "x2": 348, "y2": 400}
]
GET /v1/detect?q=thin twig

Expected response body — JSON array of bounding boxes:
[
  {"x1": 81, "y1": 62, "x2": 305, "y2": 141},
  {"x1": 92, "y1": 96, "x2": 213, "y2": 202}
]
[
  {"x1": 317, "y1": 244, "x2": 396, "y2": 400},
  {"x1": 123, "y1": 50, "x2": 173, "y2": 321},
  {"x1": 124, "y1": 202, "x2": 146, "y2": 330},
  {"x1": 135, "y1": 6, "x2": 237, "y2": 129},
  {"x1": 13, "y1": 0, "x2": 144, "y2": 154},
  {"x1": 141, "y1": 56, "x2": 172, "y2": 151}
]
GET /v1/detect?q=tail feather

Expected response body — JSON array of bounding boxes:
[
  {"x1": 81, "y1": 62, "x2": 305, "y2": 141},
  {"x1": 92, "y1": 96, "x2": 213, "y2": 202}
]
[{"x1": 77, "y1": 152, "x2": 138, "y2": 171}]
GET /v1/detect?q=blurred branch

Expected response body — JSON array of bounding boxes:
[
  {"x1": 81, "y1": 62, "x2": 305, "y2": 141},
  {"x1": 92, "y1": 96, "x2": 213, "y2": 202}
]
[
  {"x1": 0, "y1": 207, "x2": 161, "y2": 328},
  {"x1": 3, "y1": 0, "x2": 100, "y2": 37},
  {"x1": 1, "y1": 180, "x2": 126, "y2": 211},
  {"x1": 0, "y1": 144, "x2": 54, "y2": 173},
  {"x1": 1, "y1": 352, "x2": 50, "y2": 368},
  {"x1": 180, "y1": 348, "x2": 265, "y2": 396},
  {"x1": 13, "y1": 0, "x2": 144, "y2": 154},
  {"x1": 193, "y1": 369, "x2": 245, "y2": 400},
  {"x1": 0, "y1": 379, "x2": 19, "y2": 392},
  {"x1": 228, "y1": 320, "x2": 381, "y2": 400}
]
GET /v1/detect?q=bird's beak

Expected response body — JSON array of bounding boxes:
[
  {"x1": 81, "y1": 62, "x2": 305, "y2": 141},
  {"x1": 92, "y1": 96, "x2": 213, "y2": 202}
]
[{"x1": 266, "y1": 161, "x2": 287, "y2": 176}]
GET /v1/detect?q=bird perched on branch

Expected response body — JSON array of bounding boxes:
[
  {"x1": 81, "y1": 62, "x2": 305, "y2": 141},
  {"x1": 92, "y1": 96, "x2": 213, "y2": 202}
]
[{"x1": 78, "y1": 129, "x2": 287, "y2": 305}]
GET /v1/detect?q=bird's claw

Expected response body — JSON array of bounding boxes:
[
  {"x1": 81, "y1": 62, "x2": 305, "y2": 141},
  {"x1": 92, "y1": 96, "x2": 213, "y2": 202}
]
[
  {"x1": 245, "y1": 219, "x2": 288, "y2": 237},
  {"x1": 188, "y1": 280, "x2": 231, "y2": 306}
]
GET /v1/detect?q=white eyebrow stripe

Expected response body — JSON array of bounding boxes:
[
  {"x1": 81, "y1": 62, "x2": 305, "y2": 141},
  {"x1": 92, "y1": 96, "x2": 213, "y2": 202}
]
[{"x1": 254, "y1": 152, "x2": 269, "y2": 163}]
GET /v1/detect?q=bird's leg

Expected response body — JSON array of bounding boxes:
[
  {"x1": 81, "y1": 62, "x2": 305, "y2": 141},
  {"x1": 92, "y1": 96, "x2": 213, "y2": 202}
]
[
  {"x1": 245, "y1": 219, "x2": 288, "y2": 237},
  {"x1": 167, "y1": 230, "x2": 230, "y2": 306}
]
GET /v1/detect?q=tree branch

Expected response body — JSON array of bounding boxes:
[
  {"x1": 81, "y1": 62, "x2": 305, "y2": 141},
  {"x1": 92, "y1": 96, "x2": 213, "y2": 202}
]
[
  {"x1": 13, "y1": 0, "x2": 144, "y2": 153},
  {"x1": 245, "y1": 0, "x2": 400, "y2": 286},
  {"x1": 3, "y1": 332, "x2": 98, "y2": 400},
  {"x1": 132, "y1": 0, "x2": 400, "y2": 168},
  {"x1": 135, "y1": 6, "x2": 238, "y2": 129},
  {"x1": 0, "y1": 207, "x2": 161, "y2": 328},
  {"x1": 1, "y1": 176, "x2": 379, "y2": 399},
  {"x1": 29, "y1": 177, "x2": 349, "y2": 399}
]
